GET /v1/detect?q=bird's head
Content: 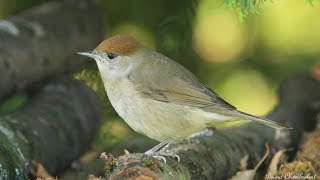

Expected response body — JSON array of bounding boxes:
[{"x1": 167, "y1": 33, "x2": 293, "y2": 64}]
[{"x1": 78, "y1": 35, "x2": 148, "y2": 77}]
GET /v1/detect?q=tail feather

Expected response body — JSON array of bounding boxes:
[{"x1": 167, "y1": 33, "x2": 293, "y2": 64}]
[{"x1": 232, "y1": 111, "x2": 292, "y2": 130}]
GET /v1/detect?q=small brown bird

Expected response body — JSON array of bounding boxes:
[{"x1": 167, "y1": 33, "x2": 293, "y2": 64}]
[{"x1": 78, "y1": 35, "x2": 291, "y2": 162}]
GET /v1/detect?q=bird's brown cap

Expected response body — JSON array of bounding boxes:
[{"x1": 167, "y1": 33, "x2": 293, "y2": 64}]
[{"x1": 95, "y1": 35, "x2": 141, "y2": 56}]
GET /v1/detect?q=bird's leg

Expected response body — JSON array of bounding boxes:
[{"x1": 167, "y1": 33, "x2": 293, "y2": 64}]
[
  {"x1": 186, "y1": 128, "x2": 215, "y2": 143},
  {"x1": 144, "y1": 140, "x2": 180, "y2": 163},
  {"x1": 144, "y1": 140, "x2": 168, "y2": 155}
]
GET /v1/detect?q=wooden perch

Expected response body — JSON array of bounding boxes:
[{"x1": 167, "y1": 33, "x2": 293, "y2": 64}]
[
  {"x1": 0, "y1": 0, "x2": 106, "y2": 101},
  {"x1": 101, "y1": 74, "x2": 320, "y2": 179},
  {"x1": 0, "y1": 77, "x2": 102, "y2": 179}
]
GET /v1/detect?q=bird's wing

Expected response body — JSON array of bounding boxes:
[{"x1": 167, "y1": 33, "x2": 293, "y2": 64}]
[
  {"x1": 128, "y1": 52, "x2": 236, "y2": 112},
  {"x1": 142, "y1": 81, "x2": 236, "y2": 112},
  {"x1": 127, "y1": 52, "x2": 292, "y2": 130}
]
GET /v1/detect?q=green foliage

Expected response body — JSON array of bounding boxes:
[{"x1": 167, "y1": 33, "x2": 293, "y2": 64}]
[
  {"x1": 306, "y1": 0, "x2": 315, "y2": 5},
  {"x1": 224, "y1": 0, "x2": 315, "y2": 19},
  {"x1": 224, "y1": 0, "x2": 265, "y2": 19}
]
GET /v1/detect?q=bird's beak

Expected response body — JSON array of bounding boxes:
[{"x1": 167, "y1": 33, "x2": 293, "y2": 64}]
[{"x1": 77, "y1": 51, "x2": 100, "y2": 59}]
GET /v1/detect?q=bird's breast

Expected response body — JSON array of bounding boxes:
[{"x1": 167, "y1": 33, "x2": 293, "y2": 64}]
[
  {"x1": 103, "y1": 78, "x2": 208, "y2": 141},
  {"x1": 105, "y1": 78, "x2": 137, "y2": 119}
]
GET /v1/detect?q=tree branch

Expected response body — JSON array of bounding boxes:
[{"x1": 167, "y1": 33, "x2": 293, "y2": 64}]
[
  {"x1": 0, "y1": 77, "x2": 102, "y2": 179},
  {"x1": 0, "y1": 0, "x2": 106, "y2": 101}
]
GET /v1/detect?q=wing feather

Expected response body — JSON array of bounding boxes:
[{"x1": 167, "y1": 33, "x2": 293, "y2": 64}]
[{"x1": 128, "y1": 52, "x2": 235, "y2": 112}]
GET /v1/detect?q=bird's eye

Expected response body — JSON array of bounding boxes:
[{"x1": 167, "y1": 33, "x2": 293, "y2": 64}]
[{"x1": 107, "y1": 53, "x2": 117, "y2": 60}]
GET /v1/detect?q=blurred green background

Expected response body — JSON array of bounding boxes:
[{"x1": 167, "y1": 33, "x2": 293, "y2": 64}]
[{"x1": 1, "y1": 0, "x2": 319, "y2": 146}]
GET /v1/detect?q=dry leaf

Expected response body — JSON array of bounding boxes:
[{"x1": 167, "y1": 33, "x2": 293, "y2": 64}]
[
  {"x1": 267, "y1": 149, "x2": 286, "y2": 175},
  {"x1": 230, "y1": 143, "x2": 270, "y2": 180},
  {"x1": 88, "y1": 174, "x2": 104, "y2": 180},
  {"x1": 239, "y1": 155, "x2": 249, "y2": 171},
  {"x1": 124, "y1": 149, "x2": 130, "y2": 155},
  {"x1": 30, "y1": 160, "x2": 53, "y2": 179}
]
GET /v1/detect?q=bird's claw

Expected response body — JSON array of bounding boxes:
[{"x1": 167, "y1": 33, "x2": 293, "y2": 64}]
[
  {"x1": 146, "y1": 151, "x2": 180, "y2": 163},
  {"x1": 152, "y1": 155, "x2": 167, "y2": 163}
]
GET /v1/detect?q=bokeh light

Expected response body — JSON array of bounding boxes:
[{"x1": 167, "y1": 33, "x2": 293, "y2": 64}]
[
  {"x1": 193, "y1": 0, "x2": 247, "y2": 63},
  {"x1": 105, "y1": 119, "x2": 133, "y2": 139},
  {"x1": 212, "y1": 69, "x2": 277, "y2": 116},
  {"x1": 96, "y1": 118, "x2": 135, "y2": 145},
  {"x1": 259, "y1": 0, "x2": 320, "y2": 55}
]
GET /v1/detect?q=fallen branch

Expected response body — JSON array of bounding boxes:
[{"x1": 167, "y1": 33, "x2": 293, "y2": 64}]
[
  {"x1": 0, "y1": 77, "x2": 102, "y2": 179},
  {"x1": 0, "y1": 0, "x2": 106, "y2": 100}
]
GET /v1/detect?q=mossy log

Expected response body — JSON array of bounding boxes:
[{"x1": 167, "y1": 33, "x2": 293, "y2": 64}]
[
  {"x1": 0, "y1": 0, "x2": 106, "y2": 101},
  {"x1": 0, "y1": 77, "x2": 102, "y2": 179}
]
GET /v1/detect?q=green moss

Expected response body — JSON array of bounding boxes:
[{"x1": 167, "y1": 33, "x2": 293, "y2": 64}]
[
  {"x1": 142, "y1": 159, "x2": 161, "y2": 171},
  {"x1": 0, "y1": 131, "x2": 27, "y2": 179},
  {"x1": 0, "y1": 93, "x2": 28, "y2": 116},
  {"x1": 104, "y1": 158, "x2": 117, "y2": 176}
]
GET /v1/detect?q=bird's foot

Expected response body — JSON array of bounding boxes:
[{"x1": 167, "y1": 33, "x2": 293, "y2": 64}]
[
  {"x1": 144, "y1": 140, "x2": 180, "y2": 163},
  {"x1": 145, "y1": 150, "x2": 180, "y2": 163}
]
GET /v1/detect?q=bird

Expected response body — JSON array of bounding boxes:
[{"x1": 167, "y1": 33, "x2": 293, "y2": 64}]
[{"x1": 78, "y1": 35, "x2": 291, "y2": 162}]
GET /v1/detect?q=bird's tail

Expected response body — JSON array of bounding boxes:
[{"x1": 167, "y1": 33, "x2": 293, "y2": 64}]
[{"x1": 230, "y1": 110, "x2": 292, "y2": 130}]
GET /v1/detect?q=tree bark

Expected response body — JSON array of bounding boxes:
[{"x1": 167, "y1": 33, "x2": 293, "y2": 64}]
[
  {"x1": 102, "y1": 74, "x2": 320, "y2": 179},
  {"x1": 0, "y1": 77, "x2": 102, "y2": 179},
  {"x1": 0, "y1": 0, "x2": 107, "y2": 101}
]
